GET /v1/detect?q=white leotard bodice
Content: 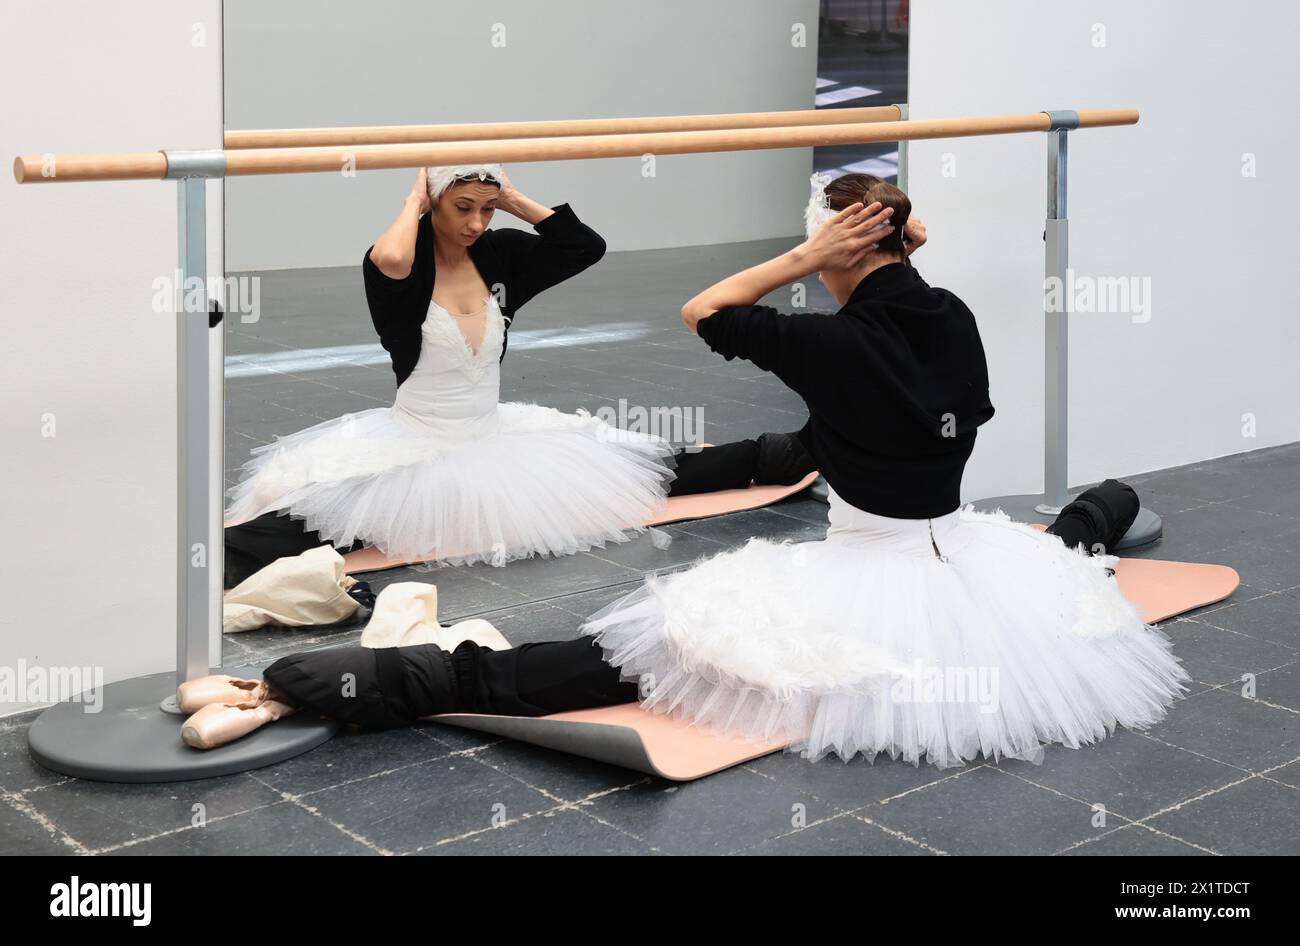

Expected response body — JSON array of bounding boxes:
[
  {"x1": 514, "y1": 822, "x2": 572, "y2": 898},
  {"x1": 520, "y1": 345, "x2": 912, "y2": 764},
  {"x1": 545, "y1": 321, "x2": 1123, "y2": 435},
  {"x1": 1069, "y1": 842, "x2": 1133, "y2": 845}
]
[{"x1": 391, "y1": 295, "x2": 506, "y2": 440}]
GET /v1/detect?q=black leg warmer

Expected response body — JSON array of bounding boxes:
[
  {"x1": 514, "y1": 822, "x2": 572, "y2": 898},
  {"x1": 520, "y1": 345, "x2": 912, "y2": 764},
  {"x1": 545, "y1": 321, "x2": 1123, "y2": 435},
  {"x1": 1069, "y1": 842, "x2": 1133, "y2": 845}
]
[
  {"x1": 1045, "y1": 478, "x2": 1141, "y2": 554},
  {"x1": 667, "y1": 440, "x2": 758, "y2": 495},
  {"x1": 262, "y1": 638, "x2": 637, "y2": 729}
]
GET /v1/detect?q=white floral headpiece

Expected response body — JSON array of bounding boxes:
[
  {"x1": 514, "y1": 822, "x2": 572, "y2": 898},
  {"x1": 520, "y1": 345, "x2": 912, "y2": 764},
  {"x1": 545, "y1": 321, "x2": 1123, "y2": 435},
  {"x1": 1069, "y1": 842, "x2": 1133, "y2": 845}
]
[
  {"x1": 803, "y1": 170, "x2": 838, "y2": 240},
  {"x1": 426, "y1": 164, "x2": 505, "y2": 202},
  {"x1": 803, "y1": 169, "x2": 897, "y2": 247}
]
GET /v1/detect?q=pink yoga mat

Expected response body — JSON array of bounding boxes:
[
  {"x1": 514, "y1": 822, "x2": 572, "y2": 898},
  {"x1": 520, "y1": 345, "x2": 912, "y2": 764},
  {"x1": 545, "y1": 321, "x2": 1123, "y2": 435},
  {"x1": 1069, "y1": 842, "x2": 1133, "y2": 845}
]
[
  {"x1": 435, "y1": 703, "x2": 786, "y2": 781},
  {"x1": 1022, "y1": 523, "x2": 1241, "y2": 623},
  {"x1": 435, "y1": 555, "x2": 1241, "y2": 780}
]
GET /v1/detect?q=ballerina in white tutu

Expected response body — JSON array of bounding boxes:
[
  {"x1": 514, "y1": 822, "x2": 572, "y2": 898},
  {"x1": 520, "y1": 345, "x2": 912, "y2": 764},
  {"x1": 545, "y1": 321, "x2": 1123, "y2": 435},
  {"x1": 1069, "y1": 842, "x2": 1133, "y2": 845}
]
[
  {"x1": 224, "y1": 164, "x2": 676, "y2": 568},
  {"x1": 580, "y1": 172, "x2": 1190, "y2": 769}
]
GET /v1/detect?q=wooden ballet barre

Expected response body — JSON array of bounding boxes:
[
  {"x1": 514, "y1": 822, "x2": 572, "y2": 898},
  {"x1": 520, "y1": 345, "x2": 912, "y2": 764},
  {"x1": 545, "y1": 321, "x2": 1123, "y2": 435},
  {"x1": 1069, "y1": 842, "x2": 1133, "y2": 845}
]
[
  {"x1": 223, "y1": 105, "x2": 904, "y2": 149},
  {"x1": 12, "y1": 108, "x2": 1139, "y2": 183}
]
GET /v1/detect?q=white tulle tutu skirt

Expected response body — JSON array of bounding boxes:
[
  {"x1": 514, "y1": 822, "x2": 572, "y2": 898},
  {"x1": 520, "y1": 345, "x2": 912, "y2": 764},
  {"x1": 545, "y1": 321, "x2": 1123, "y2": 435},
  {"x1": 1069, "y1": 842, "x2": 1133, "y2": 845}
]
[
  {"x1": 224, "y1": 402, "x2": 676, "y2": 566},
  {"x1": 581, "y1": 498, "x2": 1190, "y2": 768}
]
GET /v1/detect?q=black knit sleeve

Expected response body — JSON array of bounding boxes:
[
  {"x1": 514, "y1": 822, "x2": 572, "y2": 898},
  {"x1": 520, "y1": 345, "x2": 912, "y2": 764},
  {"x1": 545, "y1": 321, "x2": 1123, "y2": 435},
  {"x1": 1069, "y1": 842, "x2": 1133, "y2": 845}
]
[
  {"x1": 695, "y1": 305, "x2": 822, "y2": 392},
  {"x1": 362, "y1": 244, "x2": 418, "y2": 340},
  {"x1": 489, "y1": 203, "x2": 607, "y2": 314}
]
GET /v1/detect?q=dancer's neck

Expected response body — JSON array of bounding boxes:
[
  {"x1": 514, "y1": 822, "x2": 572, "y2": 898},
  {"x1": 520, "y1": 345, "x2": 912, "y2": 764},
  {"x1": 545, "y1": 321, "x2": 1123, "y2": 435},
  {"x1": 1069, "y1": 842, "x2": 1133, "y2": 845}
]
[
  {"x1": 854, "y1": 253, "x2": 906, "y2": 281},
  {"x1": 433, "y1": 235, "x2": 471, "y2": 268}
]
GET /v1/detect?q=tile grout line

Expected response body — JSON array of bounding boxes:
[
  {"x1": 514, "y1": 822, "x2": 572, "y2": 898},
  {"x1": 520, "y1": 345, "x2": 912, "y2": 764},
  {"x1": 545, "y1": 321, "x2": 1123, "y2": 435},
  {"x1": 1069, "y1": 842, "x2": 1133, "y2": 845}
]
[
  {"x1": 466, "y1": 741, "x2": 669, "y2": 851},
  {"x1": 735, "y1": 762, "x2": 949, "y2": 855},
  {"x1": 413, "y1": 796, "x2": 623, "y2": 853},
  {"x1": 1131, "y1": 729, "x2": 1258, "y2": 774},
  {"x1": 568, "y1": 785, "x2": 665, "y2": 853},
  {"x1": 739, "y1": 759, "x2": 874, "y2": 817},
  {"x1": 245, "y1": 772, "x2": 395, "y2": 856},
  {"x1": 981, "y1": 764, "x2": 1151, "y2": 829},
  {"x1": 724, "y1": 808, "x2": 868, "y2": 855},
  {"x1": 1052, "y1": 820, "x2": 1220, "y2": 857},
  {"x1": 846, "y1": 809, "x2": 950, "y2": 855},
  {"x1": 1, "y1": 789, "x2": 89, "y2": 855},
  {"x1": 89, "y1": 793, "x2": 293, "y2": 855},
  {"x1": 874, "y1": 762, "x2": 992, "y2": 805},
  {"x1": 1118, "y1": 772, "x2": 1260, "y2": 831}
]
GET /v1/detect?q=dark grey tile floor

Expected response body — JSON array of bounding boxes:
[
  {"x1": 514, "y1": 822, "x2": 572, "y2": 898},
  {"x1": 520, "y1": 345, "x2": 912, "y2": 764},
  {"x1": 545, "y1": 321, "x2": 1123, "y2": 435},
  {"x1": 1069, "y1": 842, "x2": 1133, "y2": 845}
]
[{"x1": 3, "y1": 242, "x2": 1297, "y2": 855}]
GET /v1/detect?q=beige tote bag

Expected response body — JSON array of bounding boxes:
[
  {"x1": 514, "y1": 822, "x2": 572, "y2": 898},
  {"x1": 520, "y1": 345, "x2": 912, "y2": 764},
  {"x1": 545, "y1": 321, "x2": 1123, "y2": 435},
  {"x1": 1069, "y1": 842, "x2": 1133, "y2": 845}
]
[{"x1": 223, "y1": 545, "x2": 360, "y2": 634}]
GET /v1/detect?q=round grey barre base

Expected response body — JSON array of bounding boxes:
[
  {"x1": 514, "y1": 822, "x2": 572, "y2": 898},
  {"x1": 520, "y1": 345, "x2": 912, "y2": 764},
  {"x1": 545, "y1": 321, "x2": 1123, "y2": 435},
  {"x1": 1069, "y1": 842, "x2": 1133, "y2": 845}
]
[{"x1": 27, "y1": 665, "x2": 341, "y2": 784}]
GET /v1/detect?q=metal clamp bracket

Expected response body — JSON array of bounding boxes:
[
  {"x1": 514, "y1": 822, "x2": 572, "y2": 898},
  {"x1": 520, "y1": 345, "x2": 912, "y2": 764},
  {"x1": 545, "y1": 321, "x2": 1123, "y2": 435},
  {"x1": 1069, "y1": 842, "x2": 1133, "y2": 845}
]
[
  {"x1": 893, "y1": 103, "x2": 910, "y2": 189},
  {"x1": 1043, "y1": 109, "x2": 1080, "y2": 131},
  {"x1": 162, "y1": 149, "x2": 227, "y2": 179}
]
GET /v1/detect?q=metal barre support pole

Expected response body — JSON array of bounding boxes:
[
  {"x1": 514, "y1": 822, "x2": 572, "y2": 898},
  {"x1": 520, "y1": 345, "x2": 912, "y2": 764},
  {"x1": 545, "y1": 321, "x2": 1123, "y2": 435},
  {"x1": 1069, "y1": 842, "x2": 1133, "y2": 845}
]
[
  {"x1": 171, "y1": 173, "x2": 213, "y2": 705},
  {"x1": 974, "y1": 110, "x2": 1162, "y2": 549},
  {"x1": 1040, "y1": 113, "x2": 1074, "y2": 514},
  {"x1": 162, "y1": 151, "x2": 225, "y2": 708},
  {"x1": 25, "y1": 149, "x2": 342, "y2": 783},
  {"x1": 895, "y1": 103, "x2": 909, "y2": 189}
]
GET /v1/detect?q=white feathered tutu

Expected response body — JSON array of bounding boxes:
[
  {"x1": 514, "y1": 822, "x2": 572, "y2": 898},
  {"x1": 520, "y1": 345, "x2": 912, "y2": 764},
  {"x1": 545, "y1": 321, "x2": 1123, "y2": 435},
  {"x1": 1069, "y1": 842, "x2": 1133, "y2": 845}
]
[
  {"x1": 224, "y1": 401, "x2": 675, "y2": 566},
  {"x1": 581, "y1": 487, "x2": 1189, "y2": 768},
  {"x1": 227, "y1": 294, "x2": 678, "y2": 566}
]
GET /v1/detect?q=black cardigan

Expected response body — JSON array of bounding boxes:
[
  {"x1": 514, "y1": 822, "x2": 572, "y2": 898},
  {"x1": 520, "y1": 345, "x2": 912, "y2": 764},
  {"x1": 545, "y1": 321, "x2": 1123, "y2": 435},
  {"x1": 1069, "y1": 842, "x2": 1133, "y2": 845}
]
[
  {"x1": 696, "y1": 262, "x2": 996, "y2": 519},
  {"x1": 362, "y1": 203, "x2": 606, "y2": 387}
]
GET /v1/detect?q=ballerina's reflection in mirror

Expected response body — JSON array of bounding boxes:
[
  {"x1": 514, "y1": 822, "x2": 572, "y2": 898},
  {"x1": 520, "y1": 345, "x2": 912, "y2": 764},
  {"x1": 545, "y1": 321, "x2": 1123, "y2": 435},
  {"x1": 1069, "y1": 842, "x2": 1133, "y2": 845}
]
[{"x1": 222, "y1": 164, "x2": 811, "y2": 587}]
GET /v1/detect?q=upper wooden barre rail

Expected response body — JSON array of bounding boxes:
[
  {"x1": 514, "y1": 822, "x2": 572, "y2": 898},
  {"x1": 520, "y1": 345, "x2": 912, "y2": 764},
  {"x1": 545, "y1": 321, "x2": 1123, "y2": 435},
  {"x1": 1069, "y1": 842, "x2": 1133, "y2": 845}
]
[
  {"x1": 13, "y1": 108, "x2": 1138, "y2": 184},
  {"x1": 224, "y1": 106, "x2": 903, "y2": 149}
]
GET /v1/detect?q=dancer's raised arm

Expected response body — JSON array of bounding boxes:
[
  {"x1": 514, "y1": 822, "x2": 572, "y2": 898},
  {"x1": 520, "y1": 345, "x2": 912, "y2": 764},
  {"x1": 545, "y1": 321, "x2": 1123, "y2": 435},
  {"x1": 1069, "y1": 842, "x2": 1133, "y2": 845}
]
[
  {"x1": 490, "y1": 169, "x2": 607, "y2": 309},
  {"x1": 680, "y1": 200, "x2": 894, "y2": 332},
  {"x1": 368, "y1": 168, "x2": 432, "y2": 279}
]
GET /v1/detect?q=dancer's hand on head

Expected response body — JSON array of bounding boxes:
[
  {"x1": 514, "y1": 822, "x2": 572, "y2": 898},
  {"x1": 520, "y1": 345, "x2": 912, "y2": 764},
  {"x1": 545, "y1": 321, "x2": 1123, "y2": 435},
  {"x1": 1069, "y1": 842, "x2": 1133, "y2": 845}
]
[
  {"x1": 801, "y1": 201, "x2": 895, "y2": 271},
  {"x1": 903, "y1": 215, "x2": 927, "y2": 256},
  {"x1": 494, "y1": 168, "x2": 519, "y2": 216},
  {"x1": 408, "y1": 168, "x2": 432, "y2": 214}
]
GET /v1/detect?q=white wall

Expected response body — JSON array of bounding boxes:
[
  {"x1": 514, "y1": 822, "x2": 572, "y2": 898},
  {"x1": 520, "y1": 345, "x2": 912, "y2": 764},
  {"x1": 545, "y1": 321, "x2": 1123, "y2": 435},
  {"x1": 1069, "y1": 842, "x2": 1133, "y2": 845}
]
[
  {"x1": 0, "y1": 1, "x2": 224, "y2": 715},
  {"x1": 223, "y1": 0, "x2": 821, "y2": 271},
  {"x1": 908, "y1": 0, "x2": 1300, "y2": 501}
]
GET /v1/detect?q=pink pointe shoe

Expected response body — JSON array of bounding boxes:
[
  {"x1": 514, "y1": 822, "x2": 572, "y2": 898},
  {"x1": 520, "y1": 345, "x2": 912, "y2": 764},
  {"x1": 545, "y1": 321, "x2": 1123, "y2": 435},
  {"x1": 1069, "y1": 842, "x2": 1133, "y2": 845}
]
[
  {"x1": 180, "y1": 682, "x2": 300, "y2": 750},
  {"x1": 175, "y1": 674, "x2": 265, "y2": 714}
]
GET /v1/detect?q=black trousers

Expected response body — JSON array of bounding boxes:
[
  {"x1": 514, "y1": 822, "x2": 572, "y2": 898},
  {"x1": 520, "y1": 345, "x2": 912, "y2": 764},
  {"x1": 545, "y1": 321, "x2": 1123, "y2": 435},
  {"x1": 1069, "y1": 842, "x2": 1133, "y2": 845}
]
[
  {"x1": 264, "y1": 637, "x2": 635, "y2": 728},
  {"x1": 224, "y1": 433, "x2": 815, "y2": 588}
]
